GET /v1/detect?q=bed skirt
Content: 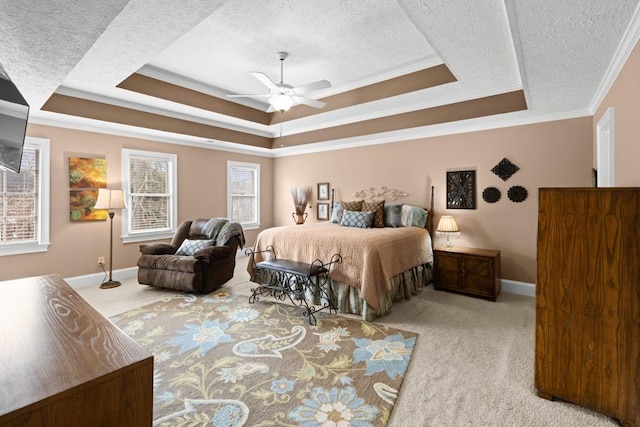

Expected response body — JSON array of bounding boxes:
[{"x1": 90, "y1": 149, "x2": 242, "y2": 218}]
[{"x1": 306, "y1": 262, "x2": 433, "y2": 322}]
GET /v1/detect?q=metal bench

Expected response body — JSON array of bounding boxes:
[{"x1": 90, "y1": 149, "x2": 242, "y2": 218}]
[{"x1": 245, "y1": 245, "x2": 342, "y2": 325}]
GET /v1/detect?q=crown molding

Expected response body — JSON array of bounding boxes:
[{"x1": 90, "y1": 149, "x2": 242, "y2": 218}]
[
  {"x1": 54, "y1": 86, "x2": 273, "y2": 137},
  {"x1": 589, "y1": 1, "x2": 640, "y2": 114},
  {"x1": 270, "y1": 108, "x2": 592, "y2": 157},
  {"x1": 137, "y1": 65, "x2": 269, "y2": 111},
  {"x1": 277, "y1": 82, "x2": 524, "y2": 137},
  {"x1": 28, "y1": 110, "x2": 275, "y2": 157},
  {"x1": 139, "y1": 56, "x2": 444, "y2": 105},
  {"x1": 30, "y1": 103, "x2": 590, "y2": 159}
]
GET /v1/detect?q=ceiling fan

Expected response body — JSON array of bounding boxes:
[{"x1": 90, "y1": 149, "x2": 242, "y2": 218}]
[{"x1": 228, "y1": 52, "x2": 331, "y2": 113}]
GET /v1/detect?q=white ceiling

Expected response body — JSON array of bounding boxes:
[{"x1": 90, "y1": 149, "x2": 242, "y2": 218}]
[{"x1": 1, "y1": 0, "x2": 639, "y2": 155}]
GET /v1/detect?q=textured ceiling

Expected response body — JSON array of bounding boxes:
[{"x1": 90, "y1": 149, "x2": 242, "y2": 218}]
[{"x1": 1, "y1": 0, "x2": 639, "y2": 155}]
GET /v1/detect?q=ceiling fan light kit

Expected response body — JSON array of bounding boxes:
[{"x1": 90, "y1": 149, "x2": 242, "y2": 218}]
[
  {"x1": 228, "y1": 51, "x2": 331, "y2": 114},
  {"x1": 269, "y1": 94, "x2": 294, "y2": 113}
]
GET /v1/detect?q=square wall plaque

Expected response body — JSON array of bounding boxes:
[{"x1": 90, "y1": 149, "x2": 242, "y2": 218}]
[{"x1": 446, "y1": 170, "x2": 476, "y2": 209}]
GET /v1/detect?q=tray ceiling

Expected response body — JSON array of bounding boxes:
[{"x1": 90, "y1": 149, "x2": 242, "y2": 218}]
[{"x1": 1, "y1": 0, "x2": 638, "y2": 155}]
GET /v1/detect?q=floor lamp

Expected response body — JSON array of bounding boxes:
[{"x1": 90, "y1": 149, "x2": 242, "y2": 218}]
[{"x1": 95, "y1": 188, "x2": 126, "y2": 289}]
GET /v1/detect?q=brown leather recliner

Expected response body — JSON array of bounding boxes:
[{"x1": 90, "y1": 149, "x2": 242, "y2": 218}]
[{"x1": 137, "y1": 218, "x2": 245, "y2": 293}]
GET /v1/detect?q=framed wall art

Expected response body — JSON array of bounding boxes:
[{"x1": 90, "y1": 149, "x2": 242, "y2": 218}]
[
  {"x1": 69, "y1": 157, "x2": 108, "y2": 221},
  {"x1": 446, "y1": 170, "x2": 476, "y2": 209},
  {"x1": 317, "y1": 202, "x2": 329, "y2": 220},
  {"x1": 317, "y1": 182, "x2": 330, "y2": 200}
]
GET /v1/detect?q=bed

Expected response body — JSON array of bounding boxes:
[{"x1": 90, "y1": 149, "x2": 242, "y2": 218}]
[{"x1": 247, "y1": 186, "x2": 434, "y2": 321}]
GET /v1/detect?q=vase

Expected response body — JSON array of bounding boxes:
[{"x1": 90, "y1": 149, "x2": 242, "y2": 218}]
[{"x1": 292, "y1": 212, "x2": 308, "y2": 225}]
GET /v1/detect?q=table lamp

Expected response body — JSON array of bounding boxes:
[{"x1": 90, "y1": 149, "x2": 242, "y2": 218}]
[{"x1": 436, "y1": 215, "x2": 460, "y2": 248}]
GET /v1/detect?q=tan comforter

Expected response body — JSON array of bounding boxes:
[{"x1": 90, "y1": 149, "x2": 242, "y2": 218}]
[{"x1": 248, "y1": 223, "x2": 432, "y2": 310}]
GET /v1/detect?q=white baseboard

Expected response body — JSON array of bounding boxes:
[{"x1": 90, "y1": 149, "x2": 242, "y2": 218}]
[
  {"x1": 501, "y1": 279, "x2": 535, "y2": 297},
  {"x1": 64, "y1": 267, "x2": 138, "y2": 290}
]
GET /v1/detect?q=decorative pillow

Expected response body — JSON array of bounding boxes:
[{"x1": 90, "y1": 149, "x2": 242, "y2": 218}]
[
  {"x1": 362, "y1": 200, "x2": 385, "y2": 228},
  {"x1": 330, "y1": 201, "x2": 342, "y2": 223},
  {"x1": 401, "y1": 205, "x2": 414, "y2": 227},
  {"x1": 340, "y1": 210, "x2": 374, "y2": 228},
  {"x1": 339, "y1": 200, "x2": 363, "y2": 221},
  {"x1": 175, "y1": 239, "x2": 214, "y2": 256},
  {"x1": 411, "y1": 206, "x2": 429, "y2": 228},
  {"x1": 388, "y1": 204, "x2": 403, "y2": 228},
  {"x1": 384, "y1": 203, "x2": 403, "y2": 227},
  {"x1": 341, "y1": 200, "x2": 363, "y2": 212}
]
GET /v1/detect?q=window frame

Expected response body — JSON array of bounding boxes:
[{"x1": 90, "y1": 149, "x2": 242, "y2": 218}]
[
  {"x1": 121, "y1": 148, "x2": 177, "y2": 243},
  {"x1": 227, "y1": 160, "x2": 260, "y2": 230},
  {"x1": 0, "y1": 137, "x2": 50, "y2": 256}
]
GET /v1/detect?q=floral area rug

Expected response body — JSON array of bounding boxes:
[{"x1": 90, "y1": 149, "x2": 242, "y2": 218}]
[{"x1": 111, "y1": 289, "x2": 418, "y2": 426}]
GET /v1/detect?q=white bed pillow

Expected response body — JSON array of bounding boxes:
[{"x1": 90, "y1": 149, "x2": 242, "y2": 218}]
[{"x1": 400, "y1": 205, "x2": 413, "y2": 227}]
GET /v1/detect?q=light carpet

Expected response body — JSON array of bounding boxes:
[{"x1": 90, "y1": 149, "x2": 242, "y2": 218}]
[
  {"x1": 79, "y1": 255, "x2": 618, "y2": 426},
  {"x1": 110, "y1": 289, "x2": 418, "y2": 426}
]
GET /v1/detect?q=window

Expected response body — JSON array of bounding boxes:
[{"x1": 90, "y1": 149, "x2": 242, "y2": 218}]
[
  {"x1": 122, "y1": 149, "x2": 177, "y2": 242},
  {"x1": 227, "y1": 161, "x2": 260, "y2": 229},
  {"x1": 0, "y1": 137, "x2": 50, "y2": 256}
]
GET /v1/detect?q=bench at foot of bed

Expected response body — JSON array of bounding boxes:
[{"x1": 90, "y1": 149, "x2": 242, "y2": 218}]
[{"x1": 245, "y1": 246, "x2": 342, "y2": 325}]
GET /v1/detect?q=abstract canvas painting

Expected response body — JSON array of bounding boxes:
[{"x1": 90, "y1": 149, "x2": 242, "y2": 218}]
[{"x1": 69, "y1": 157, "x2": 107, "y2": 221}]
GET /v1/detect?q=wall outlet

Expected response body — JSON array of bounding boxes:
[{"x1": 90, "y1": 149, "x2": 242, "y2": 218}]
[{"x1": 98, "y1": 256, "x2": 105, "y2": 265}]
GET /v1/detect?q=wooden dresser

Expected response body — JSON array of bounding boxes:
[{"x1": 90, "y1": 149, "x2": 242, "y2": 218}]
[
  {"x1": 433, "y1": 246, "x2": 501, "y2": 301},
  {"x1": 536, "y1": 188, "x2": 640, "y2": 426},
  {"x1": 0, "y1": 274, "x2": 153, "y2": 426}
]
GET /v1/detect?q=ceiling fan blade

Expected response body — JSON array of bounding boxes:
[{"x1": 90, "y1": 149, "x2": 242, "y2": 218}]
[
  {"x1": 293, "y1": 96, "x2": 326, "y2": 109},
  {"x1": 227, "y1": 94, "x2": 272, "y2": 98},
  {"x1": 251, "y1": 72, "x2": 278, "y2": 90},
  {"x1": 293, "y1": 79, "x2": 331, "y2": 94}
]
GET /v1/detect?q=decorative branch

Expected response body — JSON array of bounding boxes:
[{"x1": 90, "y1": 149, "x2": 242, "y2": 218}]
[
  {"x1": 354, "y1": 186, "x2": 409, "y2": 202},
  {"x1": 290, "y1": 186, "x2": 312, "y2": 215}
]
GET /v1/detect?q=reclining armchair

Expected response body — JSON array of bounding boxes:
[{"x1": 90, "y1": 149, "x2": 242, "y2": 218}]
[{"x1": 137, "y1": 218, "x2": 245, "y2": 293}]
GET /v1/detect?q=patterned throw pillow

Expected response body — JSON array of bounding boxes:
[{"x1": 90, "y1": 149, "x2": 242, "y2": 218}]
[
  {"x1": 175, "y1": 239, "x2": 214, "y2": 256},
  {"x1": 362, "y1": 200, "x2": 385, "y2": 228},
  {"x1": 330, "y1": 201, "x2": 342, "y2": 223},
  {"x1": 340, "y1": 210, "x2": 375, "y2": 228},
  {"x1": 339, "y1": 200, "x2": 364, "y2": 221}
]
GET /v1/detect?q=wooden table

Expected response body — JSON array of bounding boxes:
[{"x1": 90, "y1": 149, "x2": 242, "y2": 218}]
[{"x1": 0, "y1": 274, "x2": 153, "y2": 426}]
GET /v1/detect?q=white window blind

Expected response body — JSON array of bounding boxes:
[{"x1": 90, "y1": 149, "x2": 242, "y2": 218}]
[
  {"x1": 0, "y1": 147, "x2": 38, "y2": 242},
  {"x1": 122, "y1": 149, "x2": 177, "y2": 242},
  {"x1": 0, "y1": 137, "x2": 50, "y2": 256},
  {"x1": 227, "y1": 161, "x2": 259, "y2": 229}
]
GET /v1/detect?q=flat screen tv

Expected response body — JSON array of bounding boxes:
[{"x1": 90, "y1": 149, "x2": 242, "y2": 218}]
[{"x1": 0, "y1": 64, "x2": 29, "y2": 173}]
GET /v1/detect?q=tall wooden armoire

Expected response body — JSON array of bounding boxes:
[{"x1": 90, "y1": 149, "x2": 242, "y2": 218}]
[{"x1": 536, "y1": 188, "x2": 640, "y2": 426}]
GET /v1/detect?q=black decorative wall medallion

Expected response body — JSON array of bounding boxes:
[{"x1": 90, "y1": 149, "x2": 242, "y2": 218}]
[
  {"x1": 446, "y1": 170, "x2": 476, "y2": 209},
  {"x1": 491, "y1": 158, "x2": 520, "y2": 181},
  {"x1": 507, "y1": 185, "x2": 528, "y2": 203},
  {"x1": 482, "y1": 187, "x2": 501, "y2": 203}
]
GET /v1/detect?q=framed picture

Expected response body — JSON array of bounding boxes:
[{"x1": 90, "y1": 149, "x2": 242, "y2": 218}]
[
  {"x1": 317, "y1": 202, "x2": 330, "y2": 220},
  {"x1": 69, "y1": 157, "x2": 108, "y2": 221},
  {"x1": 317, "y1": 182, "x2": 330, "y2": 200},
  {"x1": 446, "y1": 170, "x2": 476, "y2": 209}
]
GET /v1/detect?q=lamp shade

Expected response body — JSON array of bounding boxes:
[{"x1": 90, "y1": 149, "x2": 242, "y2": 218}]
[
  {"x1": 269, "y1": 94, "x2": 294, "y2": 113},
  {"x1": 94, "y1": 188, "x2": 126, "y2": 210},
  {"x1": 436, "y1": 215, "x2": 459, "y2": 233}
]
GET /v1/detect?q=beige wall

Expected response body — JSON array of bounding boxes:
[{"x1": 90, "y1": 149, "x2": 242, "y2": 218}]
[
  {"x1": 0, "y1": 124, "x2": 273, "y2": 282},
  {"x1": 274, "y1": 117, "x2": 593, "y2": 284},
  {"x1": 594, "y1": 39, "x2": 640, "y2": 186}
]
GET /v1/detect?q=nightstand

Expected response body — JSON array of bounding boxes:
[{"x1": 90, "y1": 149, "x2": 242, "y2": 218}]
[{"x1": 433, "y1": 246, "x2": 501, "y2": 301}]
